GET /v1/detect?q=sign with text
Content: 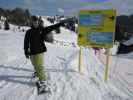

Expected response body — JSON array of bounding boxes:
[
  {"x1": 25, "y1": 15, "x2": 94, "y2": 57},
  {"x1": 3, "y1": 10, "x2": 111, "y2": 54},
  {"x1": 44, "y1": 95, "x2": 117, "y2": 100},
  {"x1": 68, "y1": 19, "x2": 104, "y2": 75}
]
[{"x1": 78, "y1": 9, "x2": 116, "y2": 47}]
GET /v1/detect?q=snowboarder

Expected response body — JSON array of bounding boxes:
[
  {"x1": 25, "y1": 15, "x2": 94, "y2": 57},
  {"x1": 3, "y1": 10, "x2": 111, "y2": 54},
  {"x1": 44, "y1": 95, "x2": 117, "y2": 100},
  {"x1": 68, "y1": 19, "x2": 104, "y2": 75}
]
[
  {"x1": 92, "y1": 47, "x2": 100, "y2": 55},
  {"x1": 24, "y1": 15, "x2": 66, "y2": 94}
]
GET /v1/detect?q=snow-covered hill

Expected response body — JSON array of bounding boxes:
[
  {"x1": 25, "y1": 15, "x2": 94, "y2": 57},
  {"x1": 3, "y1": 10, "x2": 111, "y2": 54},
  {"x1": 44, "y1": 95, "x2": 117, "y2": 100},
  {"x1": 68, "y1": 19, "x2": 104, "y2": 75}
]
[{"x1": 0, "y1": 18, "x2": 133, "y2": 100}]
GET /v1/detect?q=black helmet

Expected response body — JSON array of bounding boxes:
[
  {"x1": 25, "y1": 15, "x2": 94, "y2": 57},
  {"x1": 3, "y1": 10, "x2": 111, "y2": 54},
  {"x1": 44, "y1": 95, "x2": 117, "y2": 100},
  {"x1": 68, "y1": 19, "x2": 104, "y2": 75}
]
[
  {"x1": 31, "y1": 16, "x2": 38, "y2": 22},
  {"x1": 30, "y1": 16, "x2": 39, "y2": 28}
]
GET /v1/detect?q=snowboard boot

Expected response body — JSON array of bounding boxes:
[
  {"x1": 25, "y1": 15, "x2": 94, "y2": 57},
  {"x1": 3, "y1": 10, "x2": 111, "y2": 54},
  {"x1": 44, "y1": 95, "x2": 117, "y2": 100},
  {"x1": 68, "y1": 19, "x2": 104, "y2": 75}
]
[{"x1": 36, "y1": 80, "x2": 51, "y2": 94}]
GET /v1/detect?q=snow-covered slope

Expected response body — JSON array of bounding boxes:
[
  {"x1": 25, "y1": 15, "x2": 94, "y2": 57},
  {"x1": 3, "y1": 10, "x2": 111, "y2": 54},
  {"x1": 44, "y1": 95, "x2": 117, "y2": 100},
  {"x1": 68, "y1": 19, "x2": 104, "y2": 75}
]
[{"x1": 0, "y1": 18, "x2": 133, "y2": 100}]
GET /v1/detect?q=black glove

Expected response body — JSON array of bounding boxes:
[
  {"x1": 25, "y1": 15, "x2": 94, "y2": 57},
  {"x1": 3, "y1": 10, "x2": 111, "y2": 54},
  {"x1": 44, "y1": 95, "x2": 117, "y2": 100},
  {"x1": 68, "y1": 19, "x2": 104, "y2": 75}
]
[
  {"x1": 60, "y1": 17, "x2": 74, "y2": 24},
  {"x1": 25, "y1": 54, "x2": 30, "y2": 59},
  {"x1": 25, "y1": 51, "x2": 30, "y2": 59}
]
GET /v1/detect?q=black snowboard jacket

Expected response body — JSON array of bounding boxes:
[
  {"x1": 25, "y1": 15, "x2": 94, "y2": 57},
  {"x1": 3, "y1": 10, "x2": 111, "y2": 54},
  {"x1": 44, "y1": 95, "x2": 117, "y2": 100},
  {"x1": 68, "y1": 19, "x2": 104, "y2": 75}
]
[{"x1": 24, "y1": 23, "x2": 62, "y2": 56}]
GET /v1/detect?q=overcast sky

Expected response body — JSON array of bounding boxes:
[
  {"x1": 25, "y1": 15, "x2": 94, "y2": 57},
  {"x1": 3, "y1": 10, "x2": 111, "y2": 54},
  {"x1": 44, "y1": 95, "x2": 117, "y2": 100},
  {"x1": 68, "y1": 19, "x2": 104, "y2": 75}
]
[
  {"x1": 0, "y1": 0, "x2": 133, "y2": 16},
  {"x1": 0, "y1": 0, "x2": 108, "y2": 15}
]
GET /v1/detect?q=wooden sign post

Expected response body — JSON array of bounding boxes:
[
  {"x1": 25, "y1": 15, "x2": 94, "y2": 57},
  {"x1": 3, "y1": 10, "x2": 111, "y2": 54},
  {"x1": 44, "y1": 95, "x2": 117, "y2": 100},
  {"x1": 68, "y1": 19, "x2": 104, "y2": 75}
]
[{"x1": 78, "y1": 9, "x2": 116, "y2": 82}]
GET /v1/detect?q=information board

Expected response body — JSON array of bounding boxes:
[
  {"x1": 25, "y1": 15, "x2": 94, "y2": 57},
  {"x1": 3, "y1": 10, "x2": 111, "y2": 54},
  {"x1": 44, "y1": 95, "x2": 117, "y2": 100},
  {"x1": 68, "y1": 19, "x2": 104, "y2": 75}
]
[{"x1": 78, "y1": 9, "x2": 116, "y2": 47}]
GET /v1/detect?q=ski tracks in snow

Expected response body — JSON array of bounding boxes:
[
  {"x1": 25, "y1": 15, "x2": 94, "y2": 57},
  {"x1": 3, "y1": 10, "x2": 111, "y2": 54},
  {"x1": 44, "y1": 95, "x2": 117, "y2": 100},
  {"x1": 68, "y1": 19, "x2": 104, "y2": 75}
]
[
  {"x1": 0, "y1": 58, "x2": 37, "y2": 100},
  {"x1": 47, "y1": 71, "x2": 102, "y2": 100}
]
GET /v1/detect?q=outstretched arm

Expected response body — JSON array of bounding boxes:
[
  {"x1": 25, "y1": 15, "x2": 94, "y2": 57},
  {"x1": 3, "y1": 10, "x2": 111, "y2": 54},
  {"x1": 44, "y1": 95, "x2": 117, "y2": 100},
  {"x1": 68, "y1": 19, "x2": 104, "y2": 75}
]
[
  {"x1": 44, "y1": 17, "x2": 75, "y2": 33},
  {"x1": 44, "y1": 23, "x2": 62, "y2": 33}
]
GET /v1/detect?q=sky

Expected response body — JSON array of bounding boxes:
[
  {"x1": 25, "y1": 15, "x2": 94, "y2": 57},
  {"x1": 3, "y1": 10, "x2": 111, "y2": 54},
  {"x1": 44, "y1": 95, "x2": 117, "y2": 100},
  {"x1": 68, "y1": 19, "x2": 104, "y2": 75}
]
[
  {"x1": 0, "y1": 0, "x2": 108, "y2": 16},
  {"x1": 0, "y1": 0, "x2": 133, "y2": 16}
]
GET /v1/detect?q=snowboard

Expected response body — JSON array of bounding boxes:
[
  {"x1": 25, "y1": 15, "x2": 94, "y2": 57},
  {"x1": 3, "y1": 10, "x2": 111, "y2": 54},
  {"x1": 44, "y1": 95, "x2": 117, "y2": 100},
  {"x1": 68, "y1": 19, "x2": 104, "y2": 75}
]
[{"x1": 31, "y1": 72, "x2": 52, "y2": 95}]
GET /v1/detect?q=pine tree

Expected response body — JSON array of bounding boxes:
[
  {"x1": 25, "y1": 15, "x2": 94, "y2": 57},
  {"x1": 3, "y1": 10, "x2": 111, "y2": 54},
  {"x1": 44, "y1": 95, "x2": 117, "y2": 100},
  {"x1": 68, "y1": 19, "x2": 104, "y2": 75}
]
[{"x1": 4, "y1": 20, "x2": 10, "y2": 30}]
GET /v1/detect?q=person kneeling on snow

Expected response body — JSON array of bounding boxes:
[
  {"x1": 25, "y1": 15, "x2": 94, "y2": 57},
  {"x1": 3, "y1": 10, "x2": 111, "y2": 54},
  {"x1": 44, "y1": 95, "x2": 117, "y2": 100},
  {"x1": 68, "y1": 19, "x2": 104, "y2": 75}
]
[{"x1": 24, "y1": 16, "x2": 65, "y2": 94}]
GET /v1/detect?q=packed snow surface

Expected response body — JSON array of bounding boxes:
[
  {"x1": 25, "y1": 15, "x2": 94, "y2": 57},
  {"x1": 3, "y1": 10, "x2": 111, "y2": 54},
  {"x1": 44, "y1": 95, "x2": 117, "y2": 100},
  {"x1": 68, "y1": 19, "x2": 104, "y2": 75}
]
[{"x1": 0, "y1": 19, "x2": 133, "y2": 100}]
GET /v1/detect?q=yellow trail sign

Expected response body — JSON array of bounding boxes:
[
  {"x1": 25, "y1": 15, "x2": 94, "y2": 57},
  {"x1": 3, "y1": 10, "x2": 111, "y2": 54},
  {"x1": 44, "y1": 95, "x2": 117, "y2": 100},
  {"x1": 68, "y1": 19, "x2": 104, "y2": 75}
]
[
  {"x1": 78, "y1": 9, "x2": 116, "y2": 82},
  {"x1": 78, "y1": 9, "x2": 116, "y2": 48}
]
